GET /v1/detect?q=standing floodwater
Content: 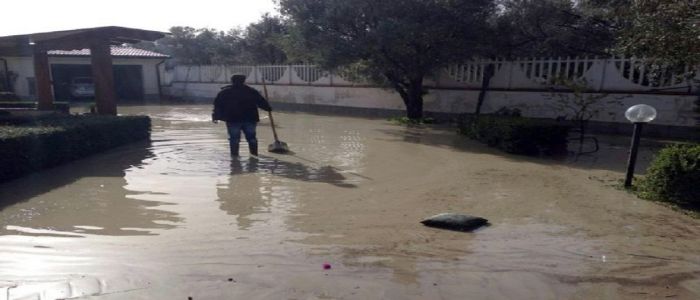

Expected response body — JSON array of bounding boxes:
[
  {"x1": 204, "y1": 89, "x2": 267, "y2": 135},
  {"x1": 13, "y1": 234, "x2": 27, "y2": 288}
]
[{"x1": 1, "y1": 105, "x2": 699, "y2": 299}]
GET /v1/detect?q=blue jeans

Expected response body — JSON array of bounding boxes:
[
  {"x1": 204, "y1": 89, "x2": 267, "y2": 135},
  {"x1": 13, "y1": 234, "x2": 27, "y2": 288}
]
[{"x1": 226, "y1": 122, "x2": 257, "y2": 156}]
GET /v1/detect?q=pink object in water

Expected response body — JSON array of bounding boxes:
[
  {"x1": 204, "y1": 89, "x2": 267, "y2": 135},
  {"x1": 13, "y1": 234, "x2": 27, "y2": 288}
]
[{"x1": 323, "y1": 263, "x2": 332, "y2": 270}]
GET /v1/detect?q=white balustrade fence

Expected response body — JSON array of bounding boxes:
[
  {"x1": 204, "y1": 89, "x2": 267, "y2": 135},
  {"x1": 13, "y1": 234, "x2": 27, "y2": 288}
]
[{"x1": 162, "y1": 57, "x2": 699, "y2": 94}]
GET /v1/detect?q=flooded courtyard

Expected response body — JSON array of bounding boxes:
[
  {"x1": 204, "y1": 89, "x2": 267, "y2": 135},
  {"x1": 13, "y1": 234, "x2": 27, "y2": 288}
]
[{"x1": 1, "y1": 105, "x2": 699, "y2": 299}]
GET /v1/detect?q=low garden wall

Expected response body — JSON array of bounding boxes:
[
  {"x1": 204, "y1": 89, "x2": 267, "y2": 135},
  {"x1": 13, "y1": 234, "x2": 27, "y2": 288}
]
[{"x1": 164, "y1": 83, "x2": 698, "y2": 140}]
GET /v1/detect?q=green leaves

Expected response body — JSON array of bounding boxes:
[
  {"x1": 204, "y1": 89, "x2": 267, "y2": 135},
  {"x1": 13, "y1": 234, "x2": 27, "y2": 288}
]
[
  {"x1": 136, "y1": 16, "x2": 292, "y2": 65},
  {"x1": 279, "y1": 0, "x2": 495, "y2": 118},
  {"x1": 616, "y1": 0, "x2": 700, "y2": 68},
  {"x1": 637, "y1": 144, "x2": 700, "y2": 209},
  {"x1": 460, "y1": 115, "x2": 571, "y2": 155},
  {"x1": 493, "y1": 0, "x2": 616, "y2": 58}
]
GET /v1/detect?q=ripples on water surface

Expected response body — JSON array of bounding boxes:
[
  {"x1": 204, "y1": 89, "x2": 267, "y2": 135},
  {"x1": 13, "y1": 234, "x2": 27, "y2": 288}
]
[
  {"x1": 0, "y1": 105, "x2": 698, "y2": 299},
  {"x1": 0, "y1": 105, "x2": 373, "y2": 298}
]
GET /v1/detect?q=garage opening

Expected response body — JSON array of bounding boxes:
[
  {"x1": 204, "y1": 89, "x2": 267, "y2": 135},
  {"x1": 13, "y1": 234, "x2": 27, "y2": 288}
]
[{"x1": 51, "y1": 64, "x2": 144, "y2": 102}]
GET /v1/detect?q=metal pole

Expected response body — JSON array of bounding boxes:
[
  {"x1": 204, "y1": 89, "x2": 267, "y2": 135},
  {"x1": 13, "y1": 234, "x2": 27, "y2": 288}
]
[{"x1": 624, "y1": 123, "x2": 644, "y2": 187}]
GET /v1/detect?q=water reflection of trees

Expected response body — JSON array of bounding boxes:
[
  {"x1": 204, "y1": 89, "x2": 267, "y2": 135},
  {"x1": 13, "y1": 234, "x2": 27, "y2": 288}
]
[{"x1": 0, "y1": 142, "x2": 181, "y2": 236}]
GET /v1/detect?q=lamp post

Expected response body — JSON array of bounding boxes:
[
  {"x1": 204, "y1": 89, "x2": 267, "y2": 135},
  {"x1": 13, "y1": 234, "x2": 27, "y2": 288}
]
[{"x1": 624, "y1": 104, "x2": 657, "y2": 187}]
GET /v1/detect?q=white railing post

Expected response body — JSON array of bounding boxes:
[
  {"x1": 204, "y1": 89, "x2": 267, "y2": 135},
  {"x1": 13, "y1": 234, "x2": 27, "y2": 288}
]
[
  {"x1": 477, "y1": 59, "x2": 483, "y2": 83},
  {"x1": 507, "y1": 58, "x2": 516, "y2": 89},
  {"x1": 556, "y1": 56, "x2": 562, "y2": 79},
  {"x1": 598, "y1": 56, "x2": 608, "y2": 91},
  {"x1": 638, "y1": 59, "x2": 646, "y2": 85},
  {"x1": 629, "y1": 57, "x2": 636, "y2": 82},
  {"x1": 254, "y1": 66, "x2": 258, "y2": 84}
]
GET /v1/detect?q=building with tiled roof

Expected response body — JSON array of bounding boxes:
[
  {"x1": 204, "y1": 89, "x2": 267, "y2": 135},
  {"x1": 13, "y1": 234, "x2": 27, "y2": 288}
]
[{"x1": 2, "y1": 43, "x2": 169, "y2": 101}]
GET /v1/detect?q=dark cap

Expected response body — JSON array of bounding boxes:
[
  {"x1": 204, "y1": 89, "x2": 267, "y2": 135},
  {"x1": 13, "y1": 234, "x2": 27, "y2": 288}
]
[{"x1": 231, "y1": 75, "x2": 246, "y2": 85}]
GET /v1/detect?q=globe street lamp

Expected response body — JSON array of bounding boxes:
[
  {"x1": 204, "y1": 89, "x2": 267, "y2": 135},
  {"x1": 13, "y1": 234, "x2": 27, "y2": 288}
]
[{"x1": 624, "y1": 104, "x2": 657, "y2": 187}]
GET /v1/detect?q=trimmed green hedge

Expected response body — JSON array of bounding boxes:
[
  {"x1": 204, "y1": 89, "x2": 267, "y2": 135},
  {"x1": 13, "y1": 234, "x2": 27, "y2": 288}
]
[
  {"x1": 0, "y1": 112, "x2": 72, "y2": 126},
  {"x1": 460, "y1": 116, "x2": 571, "y2": 155},
  {"x1": 0, "y1": 115, "x2": 151, "y2": 183},
  {"x1": 0, "y1": 102, "x2": 70, "y2": 113},
  {"x1": 0, "y1": 92, "x2": 21, "y2": 102},
  {"x1": 636, "y1": 144, "x2": 700, "y2": 209}
]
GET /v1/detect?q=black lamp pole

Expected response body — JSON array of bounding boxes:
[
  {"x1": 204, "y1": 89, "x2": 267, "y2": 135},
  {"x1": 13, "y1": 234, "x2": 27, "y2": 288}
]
[{"x1": 624, "y1": 122, "x2": 644, "y2": 187}]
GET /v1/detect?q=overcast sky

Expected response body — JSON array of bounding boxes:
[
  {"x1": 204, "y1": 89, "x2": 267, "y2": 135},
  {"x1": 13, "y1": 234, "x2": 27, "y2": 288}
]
[{"x1": 0, "y1": 0, "x2": 277, "y2": 36}]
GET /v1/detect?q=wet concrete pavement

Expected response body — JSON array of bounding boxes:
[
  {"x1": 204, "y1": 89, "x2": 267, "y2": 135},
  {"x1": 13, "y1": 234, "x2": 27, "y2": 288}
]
[{"x1": 0, "y1": 105, "x2": 698, "y2": 299}]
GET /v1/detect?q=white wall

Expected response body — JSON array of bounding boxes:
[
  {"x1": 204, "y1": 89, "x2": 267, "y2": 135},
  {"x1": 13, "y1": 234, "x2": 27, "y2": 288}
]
[
  {"x1": 164, "y1": 81, "x2": 697, "y2": 127},
  {"x1": 2, "y1": 56, "x2": 164, "y2": 99}
]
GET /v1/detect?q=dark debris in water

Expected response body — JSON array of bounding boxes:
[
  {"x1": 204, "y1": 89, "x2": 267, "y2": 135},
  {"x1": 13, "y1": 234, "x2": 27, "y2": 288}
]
[{"x1": 421, "y1": 213, "x2": 489, "y2": 232}]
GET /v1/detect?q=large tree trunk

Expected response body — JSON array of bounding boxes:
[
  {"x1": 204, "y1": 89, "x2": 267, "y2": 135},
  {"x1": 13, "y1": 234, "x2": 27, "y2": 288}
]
[
  {"x1": 385, "y1": 73, "x2": 425, "y2": 120},
  {"x1": 404, "y1": 78, "x2": 424, "y2": 119}
]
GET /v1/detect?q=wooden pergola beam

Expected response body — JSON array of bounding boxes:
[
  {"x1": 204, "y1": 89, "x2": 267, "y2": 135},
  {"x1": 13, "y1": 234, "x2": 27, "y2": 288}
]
[
  {"x1": 89, "y1": 39, "x2": 118, "y2": 115},
  {"x1": 33, "y1": 45, "x2": 53, "y2": 111}
]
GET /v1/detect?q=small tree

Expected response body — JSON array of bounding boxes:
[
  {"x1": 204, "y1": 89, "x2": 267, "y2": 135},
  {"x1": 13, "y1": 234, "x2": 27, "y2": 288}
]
[
  {"x1": 279, "y1": 0, "x2": 494, "y2": 119},
  {"x1": 136, "y1": 26, "x2": 247, "y2": 65},
  {"x1": 241, "y1": 14, "x2": 290, "y2": 64},
  {"x1": 551, "y1": 77, "x2": 621, "y2": 152}
]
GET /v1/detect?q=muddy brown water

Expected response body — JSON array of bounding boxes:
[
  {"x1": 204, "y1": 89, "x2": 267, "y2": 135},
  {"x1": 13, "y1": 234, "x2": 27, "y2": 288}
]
[{"x1": 0, "y1": 105, "x2": 699, "y2": 299}]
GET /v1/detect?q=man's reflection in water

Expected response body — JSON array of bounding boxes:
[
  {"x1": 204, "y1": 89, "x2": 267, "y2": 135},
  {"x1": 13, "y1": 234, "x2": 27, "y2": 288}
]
[
  {"x1": 217, "y1": 158, "x2": 266, "y2": 230},
  {"x1": 230, "y1": 156, "x2": 356, "y2": 187},
  {"x1": 218, "y1": 157, "x2": 356, "y2": 229}
]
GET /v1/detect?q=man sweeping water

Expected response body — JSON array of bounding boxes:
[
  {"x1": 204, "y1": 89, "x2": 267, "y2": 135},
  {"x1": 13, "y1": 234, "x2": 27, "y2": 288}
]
[{"x1": 212, "y1": 74, "x2": 272, "y2": 157}]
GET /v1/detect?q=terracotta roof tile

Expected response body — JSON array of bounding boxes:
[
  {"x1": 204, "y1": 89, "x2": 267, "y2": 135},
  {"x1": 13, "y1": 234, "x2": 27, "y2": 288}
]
[{"x1": 48, "y1": 46, "x2": 168, "y2": 58}]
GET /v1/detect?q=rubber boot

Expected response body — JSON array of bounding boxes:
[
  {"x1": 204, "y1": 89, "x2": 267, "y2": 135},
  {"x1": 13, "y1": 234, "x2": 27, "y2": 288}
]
[
  {"x1": 230, "y1": 144, "x2": 240, "y2": 157},
  {"x1": 249, "y1": 144, "x2": 258, "y2": 156}
]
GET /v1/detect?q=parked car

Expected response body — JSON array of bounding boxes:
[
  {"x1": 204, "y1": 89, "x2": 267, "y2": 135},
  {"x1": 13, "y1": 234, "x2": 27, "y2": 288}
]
[{"x1": 70, "y1": 77, "x2": 95, "y2": 98}]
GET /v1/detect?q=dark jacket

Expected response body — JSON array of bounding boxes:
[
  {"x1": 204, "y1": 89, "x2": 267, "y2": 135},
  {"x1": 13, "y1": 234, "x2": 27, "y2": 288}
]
[{"x1": 212, "y1": 84, "x2": 272, "y2": 123}]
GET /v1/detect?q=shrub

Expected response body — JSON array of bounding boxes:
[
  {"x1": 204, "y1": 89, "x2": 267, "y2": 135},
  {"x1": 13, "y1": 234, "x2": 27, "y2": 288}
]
[
  {"x1": 0, "y1": 115, "x2": 151, "y2": 183},
  {"x1": 0, "y1": 112, "x2": 70, "y2": 126},
  {"x1": 460, "y1": 115, "x2": 570, "y2": 155},
  {"x1": 636, "y1": 144, "x2": 700, "y2": 209}
]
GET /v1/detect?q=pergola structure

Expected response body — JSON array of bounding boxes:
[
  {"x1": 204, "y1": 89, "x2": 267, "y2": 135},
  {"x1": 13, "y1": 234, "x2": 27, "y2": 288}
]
[{"x1": 0, "y1": 26, "x2": 166, "y2": 115}]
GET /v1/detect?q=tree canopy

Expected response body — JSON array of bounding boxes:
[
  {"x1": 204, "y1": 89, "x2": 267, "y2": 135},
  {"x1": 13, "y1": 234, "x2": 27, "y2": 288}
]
[
  {"x1": 615, "y1": 0, "x2": 700, "y2": 67},
  {"x1": 137, "y1": 15, "x2": 291, "y2": 65},
  {"x1": 240, "y1": 14, "x2": 290, "y2": 64},
  {"x1": 133, "y1": 0, "x2": 699, "y2": 118},
  {"x1": 493, "y1": 0, "x2": 617, "y2": 58},
  {"x1": 279, "y1": 0, "x2": 495, "y2": 119}
]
